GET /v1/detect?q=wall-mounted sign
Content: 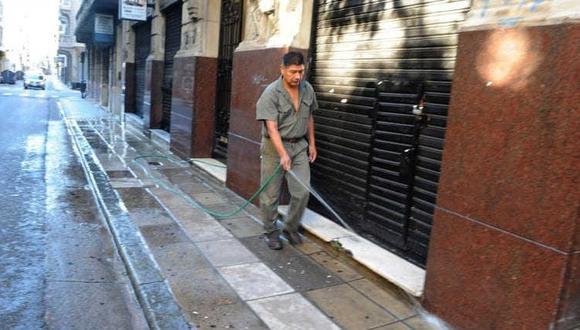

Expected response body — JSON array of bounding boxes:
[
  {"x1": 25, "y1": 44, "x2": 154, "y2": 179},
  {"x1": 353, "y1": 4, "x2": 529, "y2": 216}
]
[
  {"x1": 94, "y1": 14, "x2": 114, "y2": 44},
  {"x1": 119, "y1": 0, "x2": 147, "y2": 21}
]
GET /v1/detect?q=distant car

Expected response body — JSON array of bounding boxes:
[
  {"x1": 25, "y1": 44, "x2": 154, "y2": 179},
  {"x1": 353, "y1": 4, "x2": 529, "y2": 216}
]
[
  {"x1": 24, "y1": 72, "x2": 46, "y2": 90},
  {"x1": 1, "y1": 70, "x2": 16, "y2": 84}
]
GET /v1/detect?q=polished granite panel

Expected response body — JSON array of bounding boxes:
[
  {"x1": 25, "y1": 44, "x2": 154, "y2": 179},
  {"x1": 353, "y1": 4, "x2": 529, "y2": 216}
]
[
  {"x1": 124, "y1": 62, "x2": 136, "y2": 114},
  {"x1": 144, "y1": 59, "x2": 164, "y2": 130},
  {"x1": 169, "y1": 56, "x2": 217, "y2": 158},
  {"x1": 424, "y1": 208, "x2": 567, "y2": 330},
  {"x1": 435, "y1": 24, "x2": 580, "y2": 252}
]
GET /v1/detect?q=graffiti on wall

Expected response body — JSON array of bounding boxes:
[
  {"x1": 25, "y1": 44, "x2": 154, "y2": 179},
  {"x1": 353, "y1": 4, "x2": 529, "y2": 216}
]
[{"x1": 463, "y1": 0, "x2": 579, "y2": 30}]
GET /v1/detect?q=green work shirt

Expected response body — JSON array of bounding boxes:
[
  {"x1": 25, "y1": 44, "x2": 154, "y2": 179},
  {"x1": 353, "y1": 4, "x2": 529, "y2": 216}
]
[{"x1": 256, "y1": 77, "x2": 318, "y2": 140}]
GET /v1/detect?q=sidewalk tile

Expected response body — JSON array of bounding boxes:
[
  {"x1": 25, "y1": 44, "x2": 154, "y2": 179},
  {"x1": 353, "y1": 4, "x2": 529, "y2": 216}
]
[
  {"x1": 168, "y1": 268, "x2": 239, "y2": 312},
  {"x1": 187, "y1": 302, "x2": 269, "y2": 330},
  {"x1": 241, "y1": 236, "x2": 342, "y2": 292},
  {"x1": 180, "y1": 218, "x2": 234, "y2": 242},
  {"x1": 191, "y1": 192, "x2": 226, "y2": 206},
  {"x1": 349, "y1": 279, "x2": 416, "y2": 320},
  {"x1": 295, "y1": 241, "x2": 325, "y2": 255},
  {"x1": 248, "y1": 293, "x2": 340, "y2": 330},
  {"x1": 306, "y1": 283, "x2": 396, "y2": 329},
  {"x1": 126, "y1": 208, "x2": 175, "y2": 227},
  {"x1": 151, "y1": 242, "x2": 212, "y2": 276},
  {"x1": 374, "y1": 321, "x2": 412, "y2": 330},
  {"x1": 117, "y1": 187, "x2": 161, "y2": 209},
  {"x1": 309, "y1": 251, "x2": 364, "y2": 282},
  {"x1": 140, "y1": 223, "x2": 190, "y2": 247},
  {"x1": 197, "y1": 238, "x2": 260, "y2": 267},
  {"x1": 218, "y1": 263, "x2": 294, "y2": 301},
  {"x1": 220, "y1": 216, "x2": 264, "y2": 238}
]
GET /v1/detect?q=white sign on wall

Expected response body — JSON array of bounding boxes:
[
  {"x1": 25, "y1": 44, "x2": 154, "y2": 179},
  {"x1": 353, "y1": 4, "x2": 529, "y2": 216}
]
[
  {"x1": 119, "y1": 0, "x2": 147, "y2": 21},
  {"x1": 95, "y1": 14, "x2": 114, "y2": 43}
]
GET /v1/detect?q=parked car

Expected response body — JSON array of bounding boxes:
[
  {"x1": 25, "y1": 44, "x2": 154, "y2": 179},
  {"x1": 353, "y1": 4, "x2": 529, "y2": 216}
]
[
  {"x1": 1, "y1": 70, "x2": 16, "y2": 84},
  {"x1": 24, "y1": 72, "x2": 46, "y2": 90}
]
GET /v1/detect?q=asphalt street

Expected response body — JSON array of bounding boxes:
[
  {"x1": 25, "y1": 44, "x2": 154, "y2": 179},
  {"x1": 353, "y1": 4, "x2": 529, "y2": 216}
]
[{"x1": 0, "y1": 79, "x2": 147, "y2": 329}]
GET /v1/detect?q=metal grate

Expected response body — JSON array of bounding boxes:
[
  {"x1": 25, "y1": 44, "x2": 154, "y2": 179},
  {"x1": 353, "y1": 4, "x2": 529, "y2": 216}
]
[
  {"x1": 213, "y1": 0, "x2": 243, "y2": 160},
  {"x1": 161, "y1": 3, "x2": 182, "y2": 132},
  {"x1": 310, "y1": 0, "x2": 470, "y2": 267}
]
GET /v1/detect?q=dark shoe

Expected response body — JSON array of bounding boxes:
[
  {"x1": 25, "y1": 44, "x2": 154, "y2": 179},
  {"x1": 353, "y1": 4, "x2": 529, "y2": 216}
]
[
  {"x1": 282, "y1": 229, "x2": 303, "y2": 245},
  {"x1": 264, "y1": 231, "x2": 283, "y2": 250}
]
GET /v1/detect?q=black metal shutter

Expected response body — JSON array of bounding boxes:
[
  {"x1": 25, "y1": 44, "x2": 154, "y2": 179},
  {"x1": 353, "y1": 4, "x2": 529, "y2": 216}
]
[
  {"x1": 134, "y1": 21, "x2": 151, "y2": 118},
  {"x1": 162, "y1": 3, "x2": 182, "y2": 132},
  {"x1": 310, "y1": 0, "x2": 470, "y2": 267}
]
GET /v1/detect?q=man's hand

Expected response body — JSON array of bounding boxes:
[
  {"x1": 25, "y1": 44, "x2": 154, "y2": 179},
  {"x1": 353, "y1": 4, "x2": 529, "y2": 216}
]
[
  {"x1": 308, "y1": 144, "x2": 317, "y2": 163},
  {"x1": 280, "y1": 153, "x2": 292, "y2": 171}
]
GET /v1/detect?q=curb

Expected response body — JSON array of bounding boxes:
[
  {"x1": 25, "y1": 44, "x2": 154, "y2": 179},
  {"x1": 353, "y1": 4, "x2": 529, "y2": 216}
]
[{"x1": 60, "y1": 108, "x2": 192, "y2": 330}]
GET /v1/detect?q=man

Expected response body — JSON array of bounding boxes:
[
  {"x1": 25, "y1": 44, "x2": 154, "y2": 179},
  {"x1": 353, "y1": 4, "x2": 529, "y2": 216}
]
[{"x1": 256, "y1": 51, "x2": 318, "y2": 250}]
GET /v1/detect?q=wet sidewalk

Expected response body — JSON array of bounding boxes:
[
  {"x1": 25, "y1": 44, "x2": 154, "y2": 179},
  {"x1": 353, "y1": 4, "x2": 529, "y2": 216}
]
[{"x1": 57, "y1": 97, "x2": 445, "y2": 330}]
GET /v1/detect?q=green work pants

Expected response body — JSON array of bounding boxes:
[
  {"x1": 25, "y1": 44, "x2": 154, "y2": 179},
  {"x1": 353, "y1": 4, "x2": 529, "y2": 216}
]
[{"x1": 260, "y1": 138, "x2": 310, "y2": 233}]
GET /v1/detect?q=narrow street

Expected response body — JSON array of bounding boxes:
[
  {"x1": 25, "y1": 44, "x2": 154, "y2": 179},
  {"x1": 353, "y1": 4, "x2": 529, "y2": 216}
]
[{"x1": 0, "y1": 80, "x2": 147, "y2": 329}]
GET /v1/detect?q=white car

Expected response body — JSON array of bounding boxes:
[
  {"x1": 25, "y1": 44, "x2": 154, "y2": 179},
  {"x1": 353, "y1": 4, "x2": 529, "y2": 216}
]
[{"x1": 24, "y1": 72, "x2": 46, "y2": 90}]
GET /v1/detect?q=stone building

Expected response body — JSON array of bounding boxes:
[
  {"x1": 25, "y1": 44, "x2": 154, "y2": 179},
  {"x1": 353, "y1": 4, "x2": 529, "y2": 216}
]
[
  {"x1": 75, "y1": 1, "x2": 579, "y2": 329},
  {"x1": 0, "y1": 0, "x2": 6, "y2": 72},
  {"x1": 58, "y1": 0, "x2": 86, "y2": 86}
]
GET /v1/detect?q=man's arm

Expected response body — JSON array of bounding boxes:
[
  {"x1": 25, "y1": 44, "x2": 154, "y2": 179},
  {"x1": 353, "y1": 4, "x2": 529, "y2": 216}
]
[
  {"x1": 265, "y1": 120, "x2": 292, "y2": 171},
  {"x1": 307, "y1": 114, "x2": 317, "y2": 163}
]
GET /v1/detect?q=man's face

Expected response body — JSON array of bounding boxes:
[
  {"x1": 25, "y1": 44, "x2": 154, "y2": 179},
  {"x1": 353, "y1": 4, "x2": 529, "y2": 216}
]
[{"x1": 281, "y1": 64, "x2": 305, "y2": 87}]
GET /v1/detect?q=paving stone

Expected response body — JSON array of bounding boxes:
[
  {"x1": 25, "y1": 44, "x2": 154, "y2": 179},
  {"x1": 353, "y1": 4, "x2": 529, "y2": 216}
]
[
  {"x1": 109, "y1": 178, "x2": 149, "y2": 189},
  {"x1": 241, "y1": 236, "x2": 342, "y2": 292},
  {"x1": 404, "y1": 315, "x2": 448, "y2": 330},
  {"x1": 196, "y1": 238, "x2": 259, "y2": 267},
  {"x1": 180, "y1": 218, "x2": 234, "y2": 242},
  {"x1": 374, "y1": 321, "x2": 413, "y2": 330},
  {"x1": 140, "y1": 223, "x2": 190, "y2": 247},
  {"x1": 186, "y1": 302, "x2": 269, "y2": 330},
  {"x1": 149, "y1": 188, "x2": 214, "y2": 221},
  {"x1": 106, "y1": 170, "x2": 135, "y2": 178},
  {"x1": 176, "y1": 181, "x2": 214, "y2": 195},
  {"x1": 192, "y1": 192, "x2": 226, "y2": 206},
  {"x1": 127, "y1": 207, "x2": 175, "y2": 227},
  {"x1": 151, "y1": 242, "x2": 212, "y2": 276},
  {"x1": 248, "y1": 293, "x2": 340, "y2": 330},
  {"x1": 117, "y1": 187, "x2": 161, "y2": 209},
  {"x1": 295, "y1": 240, "x2": 325, "y2": 255},
  {"x1": 220, "y1": 216, "x2": 264, "y2": 238},
  {"x1": 310, "y1": 251, "x2": 364, "y2": 282},
  {"x1": 349, "y1": 279, "x2": 416, "y2": 319},
  {"x1": 218, "y1": 263, "x2": 294, "y2": 301},
  {"x1": 168, "y1": 268, "x2": 240, "y2": 313},
  {"x1": 306, "y1": 283, "x2": 396, "y2": 330},
  {"x1": 95, "y1": 155, "x2": 126, "y2": 171}
]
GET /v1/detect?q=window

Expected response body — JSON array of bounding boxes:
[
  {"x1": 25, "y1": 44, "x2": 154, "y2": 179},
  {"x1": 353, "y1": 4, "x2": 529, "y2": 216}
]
[{"x1": 59, "y1": 14, "x2": 70, "y2": 35}]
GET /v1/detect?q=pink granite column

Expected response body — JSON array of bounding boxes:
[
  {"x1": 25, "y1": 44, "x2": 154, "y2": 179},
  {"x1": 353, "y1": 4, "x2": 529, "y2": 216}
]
[
  {"x1": 226, "y1": 47, "x2": 307, "y2": 202},
  {"x1": 423, "y1": 24, "x2": 580, "y2": 329},
  {"x1": 143, "y1": 57, "x2": 164, "y2": 130},
  {"x1": 169, "y1": 56, "x2": 218, "y2": 158},
  {"x1": 124, "y1": 62, "x2": 136, "y2": 113}
]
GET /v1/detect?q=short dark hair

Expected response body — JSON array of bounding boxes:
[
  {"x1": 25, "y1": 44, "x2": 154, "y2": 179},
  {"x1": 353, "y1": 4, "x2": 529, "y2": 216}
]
[{"x1": 282, "y1": 52, "x2": 304, "y2": 66}]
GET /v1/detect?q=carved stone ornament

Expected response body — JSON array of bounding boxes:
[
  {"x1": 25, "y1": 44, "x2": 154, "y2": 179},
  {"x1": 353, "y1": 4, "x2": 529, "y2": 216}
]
[{"x1": 185, "y1": 0, "x2": 202, "y2": 21}]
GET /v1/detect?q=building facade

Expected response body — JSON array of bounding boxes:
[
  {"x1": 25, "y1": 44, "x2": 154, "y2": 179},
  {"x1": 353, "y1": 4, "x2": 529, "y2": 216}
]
[
  {"x1": 75, "y1": 0, "x2": 579, "y2": 329},
  {"x1": 58, "y1": 0, "x2": 86, "y2": 85},
  {"x1": 0, "y1": 0, "x2": 6, "y2": 72}
]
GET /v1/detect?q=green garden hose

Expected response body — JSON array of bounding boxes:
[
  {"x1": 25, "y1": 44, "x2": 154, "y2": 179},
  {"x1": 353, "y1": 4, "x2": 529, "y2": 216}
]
[{"x1": 132, "y1": 154, "x2": 281, "y2": 218}]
